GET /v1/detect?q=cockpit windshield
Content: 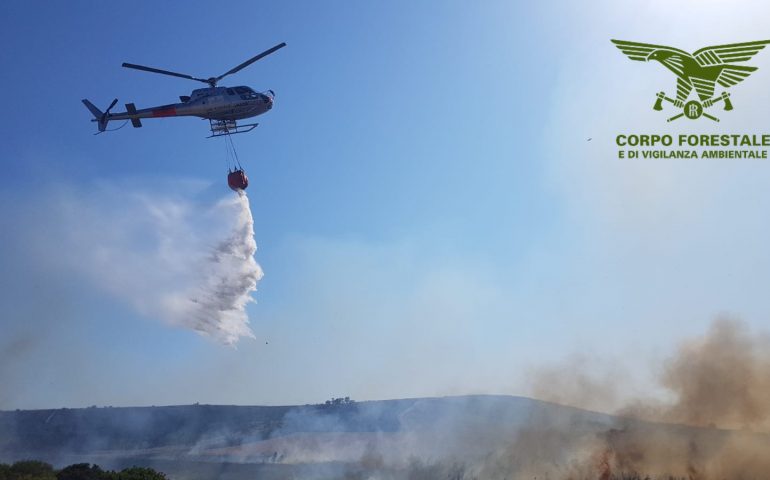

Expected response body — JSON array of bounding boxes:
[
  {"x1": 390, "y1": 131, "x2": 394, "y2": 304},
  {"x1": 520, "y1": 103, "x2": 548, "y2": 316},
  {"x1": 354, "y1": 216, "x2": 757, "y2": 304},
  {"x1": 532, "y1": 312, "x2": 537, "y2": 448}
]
[{"x1": 234, "y1": 86, "x2": 258, "y2": 99}]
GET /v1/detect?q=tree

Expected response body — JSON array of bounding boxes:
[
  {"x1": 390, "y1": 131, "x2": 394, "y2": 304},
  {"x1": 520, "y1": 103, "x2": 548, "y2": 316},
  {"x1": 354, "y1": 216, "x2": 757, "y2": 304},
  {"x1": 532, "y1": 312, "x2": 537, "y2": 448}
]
[
  {"x1": 0, "y1": 462, "x2": 168, "y2": 480},
  {"x1": 10, "y1": 460, "x2": 56, "y2": 480},
  {"x1": 56, "y1": 464, "x2": 106, "y2": 480},
  {"x1": 115, "y1": 467, "x2": 167, "y2": 480}
]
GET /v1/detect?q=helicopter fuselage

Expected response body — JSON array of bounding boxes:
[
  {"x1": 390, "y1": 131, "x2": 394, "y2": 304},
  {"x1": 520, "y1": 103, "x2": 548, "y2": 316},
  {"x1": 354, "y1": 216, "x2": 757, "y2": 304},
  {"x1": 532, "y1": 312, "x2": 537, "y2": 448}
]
[
  {"x1": 106, "y1": 85, "x2": 274, "y2": 123},
  {"x1": 84, "y1": 41, "x2": 285, "y2": 135}
]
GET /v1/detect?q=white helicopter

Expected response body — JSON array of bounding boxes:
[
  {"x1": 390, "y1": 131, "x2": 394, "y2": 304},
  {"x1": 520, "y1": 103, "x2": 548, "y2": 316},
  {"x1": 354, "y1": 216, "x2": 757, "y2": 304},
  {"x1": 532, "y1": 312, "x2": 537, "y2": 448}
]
[{"x1": 82, "y1": 42, "x2": 286, "y2": 138}]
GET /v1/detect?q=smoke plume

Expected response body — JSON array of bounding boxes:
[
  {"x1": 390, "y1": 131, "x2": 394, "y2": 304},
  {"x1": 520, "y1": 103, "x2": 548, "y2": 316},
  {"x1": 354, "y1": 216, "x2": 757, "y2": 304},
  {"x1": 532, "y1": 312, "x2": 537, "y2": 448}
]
[
  {"x1": 597, "y1": 318, "x2": 770, "y2": 479},
  {"x1": 656, "y1": 318, "x2": 770, "y2": 430},
  {"x1": 519, "y1": 318, "x2": 770, "y2": 480}
]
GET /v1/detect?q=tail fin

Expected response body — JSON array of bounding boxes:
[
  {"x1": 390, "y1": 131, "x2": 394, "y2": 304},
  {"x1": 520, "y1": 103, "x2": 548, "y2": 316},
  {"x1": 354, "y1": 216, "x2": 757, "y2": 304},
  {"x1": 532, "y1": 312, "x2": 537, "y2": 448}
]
[
  {"x1": 82, "y1": 98, "x2": 117, "y2": 133},
  {"x1": 82, "y1": 99, "x2": 103, "y2": 119}
]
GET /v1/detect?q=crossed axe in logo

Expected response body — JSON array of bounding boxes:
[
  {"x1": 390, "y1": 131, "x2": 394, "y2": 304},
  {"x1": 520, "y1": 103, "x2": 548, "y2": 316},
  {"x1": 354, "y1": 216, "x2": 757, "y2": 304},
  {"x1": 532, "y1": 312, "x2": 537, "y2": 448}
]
[{"x1": 653, "y1": 91, "x2": 734, "y2": 122}]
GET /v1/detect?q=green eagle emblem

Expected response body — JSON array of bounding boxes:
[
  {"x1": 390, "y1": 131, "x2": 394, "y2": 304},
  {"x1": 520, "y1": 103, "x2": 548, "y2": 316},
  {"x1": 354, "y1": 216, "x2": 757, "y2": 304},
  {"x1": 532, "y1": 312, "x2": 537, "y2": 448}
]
[{"x1": 611, "y1": 39, "x2": 770, "y2": 121}]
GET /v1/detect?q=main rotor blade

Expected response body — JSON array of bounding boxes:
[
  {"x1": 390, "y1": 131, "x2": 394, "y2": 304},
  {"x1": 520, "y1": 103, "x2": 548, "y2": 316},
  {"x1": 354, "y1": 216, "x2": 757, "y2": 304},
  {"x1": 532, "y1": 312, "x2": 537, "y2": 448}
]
[
  {"x1": 215, "y1": 42, "x2": 286, "y2": 82},
  {"x1": 122, "y1": 62, "x2": 210, "y2": 84}
]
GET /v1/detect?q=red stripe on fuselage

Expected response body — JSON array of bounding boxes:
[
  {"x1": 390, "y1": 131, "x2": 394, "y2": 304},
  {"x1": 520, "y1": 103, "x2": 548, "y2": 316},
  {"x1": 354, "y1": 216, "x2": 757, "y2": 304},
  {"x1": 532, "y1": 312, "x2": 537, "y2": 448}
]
[{"x1": 152, "y1": 107, "x2": 177, "y2": 117}]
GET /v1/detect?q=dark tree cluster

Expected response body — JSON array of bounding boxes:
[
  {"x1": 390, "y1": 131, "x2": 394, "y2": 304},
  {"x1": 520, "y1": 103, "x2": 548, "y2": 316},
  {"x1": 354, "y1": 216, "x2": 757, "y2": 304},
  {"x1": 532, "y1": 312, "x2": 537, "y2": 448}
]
[
  {"x1": 0, "y1": 461, "x2": 167, "y2": 480},
  {"x1": 323, "y1": 396, "x2": 355, "y2": 406}
]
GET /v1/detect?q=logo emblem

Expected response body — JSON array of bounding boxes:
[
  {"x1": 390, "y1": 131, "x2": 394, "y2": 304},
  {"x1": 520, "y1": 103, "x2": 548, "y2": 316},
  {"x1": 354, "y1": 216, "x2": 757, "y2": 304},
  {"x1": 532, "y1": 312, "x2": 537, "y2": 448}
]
[{"x1": 612, "y1": 40, "x2": 770, "y2": 122}]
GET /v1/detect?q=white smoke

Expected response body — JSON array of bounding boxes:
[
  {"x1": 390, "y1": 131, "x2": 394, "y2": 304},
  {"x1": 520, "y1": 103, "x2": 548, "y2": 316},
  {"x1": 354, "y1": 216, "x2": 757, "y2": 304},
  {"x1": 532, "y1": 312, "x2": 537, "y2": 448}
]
[{"x1": 47, "y1": 182, "x2": 264, "y2": 345}]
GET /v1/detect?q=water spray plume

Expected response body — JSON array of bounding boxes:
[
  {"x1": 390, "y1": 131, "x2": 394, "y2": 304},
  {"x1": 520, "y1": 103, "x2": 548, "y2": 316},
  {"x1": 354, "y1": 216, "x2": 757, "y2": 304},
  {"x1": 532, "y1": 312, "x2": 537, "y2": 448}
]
[
  {"x1": 57, "y1": 184, "x2": 264, "y2": 346},
  {"x1": 163, "y1": 190, "x2": 263, "y2": 345}
]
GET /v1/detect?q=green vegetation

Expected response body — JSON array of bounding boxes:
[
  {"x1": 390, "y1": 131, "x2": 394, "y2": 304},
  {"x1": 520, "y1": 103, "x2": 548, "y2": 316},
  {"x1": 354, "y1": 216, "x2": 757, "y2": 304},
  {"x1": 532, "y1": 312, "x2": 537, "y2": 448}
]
[
  {"x1": 0, "y1": 461, "x2": 56, "y2": 480},
  {"x1": 0, "y1": 462, "x2": 166, "y2": 480},
  {"x1": 323, "y1": 396, "x2": 355, "y2": 406}
]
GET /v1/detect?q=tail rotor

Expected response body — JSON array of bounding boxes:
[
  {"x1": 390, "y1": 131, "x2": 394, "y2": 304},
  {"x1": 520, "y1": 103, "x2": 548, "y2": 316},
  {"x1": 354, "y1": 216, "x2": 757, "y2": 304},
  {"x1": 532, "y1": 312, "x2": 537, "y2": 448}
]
[{"x1": 82, "y1": 98, "x2": 118, "y2": 133}]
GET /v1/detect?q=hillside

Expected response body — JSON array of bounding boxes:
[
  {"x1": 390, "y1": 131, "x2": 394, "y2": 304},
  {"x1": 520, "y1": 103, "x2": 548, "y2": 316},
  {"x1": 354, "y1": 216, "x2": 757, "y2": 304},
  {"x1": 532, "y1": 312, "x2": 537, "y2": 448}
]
[
  {"x1": 4, "y1": 395, "x2": 765, "y2": 480},
  {"x1": 0, "y1": 396, "x2": 609, "y2": 461}
]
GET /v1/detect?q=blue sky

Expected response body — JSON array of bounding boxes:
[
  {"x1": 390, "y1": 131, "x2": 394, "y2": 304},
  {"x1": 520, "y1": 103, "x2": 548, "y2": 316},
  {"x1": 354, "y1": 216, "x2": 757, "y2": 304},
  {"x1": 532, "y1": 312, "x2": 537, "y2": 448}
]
[{"x1": 2, "y1": 1, "x2": 770, "y2": 410}]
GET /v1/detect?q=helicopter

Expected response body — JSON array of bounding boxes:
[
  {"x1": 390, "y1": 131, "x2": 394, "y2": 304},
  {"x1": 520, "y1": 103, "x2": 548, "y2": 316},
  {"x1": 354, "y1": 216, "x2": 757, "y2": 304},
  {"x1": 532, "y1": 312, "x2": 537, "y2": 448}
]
[{"x1": 82, "y1": 42, "x2": 286, "y2": 138}]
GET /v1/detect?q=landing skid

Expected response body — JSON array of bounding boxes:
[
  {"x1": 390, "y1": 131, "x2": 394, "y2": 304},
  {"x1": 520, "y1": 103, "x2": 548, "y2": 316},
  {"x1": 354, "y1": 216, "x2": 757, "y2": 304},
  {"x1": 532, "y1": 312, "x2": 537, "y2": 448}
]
[{"x1": 207, "y1": 119, "x2": 259, "y2": 138}]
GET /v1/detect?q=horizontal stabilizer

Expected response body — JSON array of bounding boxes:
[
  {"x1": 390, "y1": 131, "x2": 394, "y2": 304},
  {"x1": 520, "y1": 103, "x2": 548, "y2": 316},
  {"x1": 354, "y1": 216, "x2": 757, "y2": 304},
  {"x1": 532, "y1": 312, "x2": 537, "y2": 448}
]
[{"x1": 125, "y1": 103, "x2": 142, "y2": 128}]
